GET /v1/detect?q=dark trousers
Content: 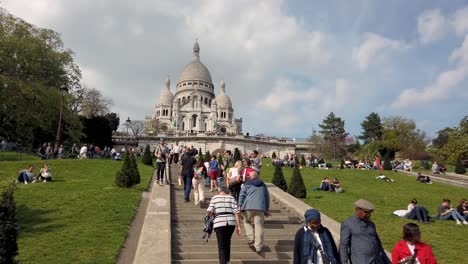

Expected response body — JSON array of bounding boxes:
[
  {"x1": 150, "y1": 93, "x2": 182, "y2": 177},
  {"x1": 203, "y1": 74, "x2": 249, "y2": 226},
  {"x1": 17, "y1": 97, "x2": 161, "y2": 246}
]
[
  {"x1": 182, "y1": 173, "x2": 193, "y2": 200},
  {"x1": 215, "y1": 225, "x2": 235, "y2": 264},
  {"x1": 173, "y1": 153, "x2": 179, "y2": 164},
  {"x1": 17, "y1": 171, "x2": 29, "y2": 183},
  {"x1": 156, "y1": 162, "x2": 165, "y2": 182},
  {"x1": 407, "y1": 206, "x2": 430, "y2": 222}
]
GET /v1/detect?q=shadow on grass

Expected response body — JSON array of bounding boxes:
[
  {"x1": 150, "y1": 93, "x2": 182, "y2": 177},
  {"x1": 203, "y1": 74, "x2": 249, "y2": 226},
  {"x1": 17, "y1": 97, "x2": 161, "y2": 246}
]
[{"x1": 16, "y1": 205, "x2": 63, "y2": 236}]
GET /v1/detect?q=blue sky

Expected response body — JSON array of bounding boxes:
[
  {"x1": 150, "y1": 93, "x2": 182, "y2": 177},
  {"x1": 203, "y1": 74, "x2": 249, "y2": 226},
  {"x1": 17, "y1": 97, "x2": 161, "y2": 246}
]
[{"x1": 3, "y1": 0, "x2": 468, "y2": 139}]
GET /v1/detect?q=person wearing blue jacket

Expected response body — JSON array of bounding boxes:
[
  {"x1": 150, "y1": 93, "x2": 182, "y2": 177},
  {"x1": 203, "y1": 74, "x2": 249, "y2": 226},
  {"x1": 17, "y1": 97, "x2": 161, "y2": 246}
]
[
  {"x1": 294, "y1": 208, "x2": 341, "y2": 264},
  {"x1": 238, "y1": 170, "x2": 270, "y2": 254}
]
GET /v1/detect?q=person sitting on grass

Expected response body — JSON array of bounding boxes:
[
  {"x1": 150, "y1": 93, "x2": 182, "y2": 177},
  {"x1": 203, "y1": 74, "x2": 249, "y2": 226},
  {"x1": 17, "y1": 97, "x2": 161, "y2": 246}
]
[
  {"x1": 436, "y1": 198, "x2": 467, "y2": 225},
  {"x1": 393, "y1": 199, "x2": 431, "y2": 223},
  {"x1": 35, "y1": 162, "x2": 52, "y2": 183},
  {"x1": 376, "y1": 173, "x2": 394, "y2": 182},
  {"x1": 456, "y1": 198, "x2": 468, "y2": 221},
  {"x1": 331, "y1": 178, "x2": 344, "y2": 193},
  {"x1": 431, "y1": 162, "x2": 440, "y2": 174},
  {"x1": 416, "y1": 173, "x2": 432, "y2": 184},
  {"x1": 16, "y1": 165, "x2": 35, "y2": 184},
  {"x1": 319, "y1": 177, "x2": 334, "y2": 191}
]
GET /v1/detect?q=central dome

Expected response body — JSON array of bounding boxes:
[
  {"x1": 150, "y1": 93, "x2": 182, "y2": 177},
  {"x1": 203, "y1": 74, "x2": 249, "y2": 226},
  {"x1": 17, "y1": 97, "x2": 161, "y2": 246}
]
[{"x1": 177, "y1": 41, "x2": 213, "y2": 85}]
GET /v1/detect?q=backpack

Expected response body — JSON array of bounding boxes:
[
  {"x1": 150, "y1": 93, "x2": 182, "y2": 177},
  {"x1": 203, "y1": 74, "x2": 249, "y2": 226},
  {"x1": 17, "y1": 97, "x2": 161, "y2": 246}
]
[{"x1": 202, "y1": 214, "x2": 214, "y2": 244}]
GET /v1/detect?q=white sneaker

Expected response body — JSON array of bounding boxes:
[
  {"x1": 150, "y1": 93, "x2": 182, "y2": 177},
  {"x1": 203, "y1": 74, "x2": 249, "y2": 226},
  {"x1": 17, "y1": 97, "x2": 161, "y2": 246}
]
[
  {"x1": 24, "y1": 181, "x2": 28, "y2": 185},
  {"x1": 456, "y1": 220, "x2": 461, "y2": 225},
  {"x1": 463, "y1": 221, "x2": 468, "y2": 225},
  {"x1": 32, "y1": 179, "x2": 37, "y2": 183}
]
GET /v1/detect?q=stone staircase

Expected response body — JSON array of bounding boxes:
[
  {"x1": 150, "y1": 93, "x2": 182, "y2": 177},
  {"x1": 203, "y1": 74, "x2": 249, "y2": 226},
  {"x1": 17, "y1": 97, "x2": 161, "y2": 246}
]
[{"x1": 170, "y1": 181, "x2": 303, "y2": 263}]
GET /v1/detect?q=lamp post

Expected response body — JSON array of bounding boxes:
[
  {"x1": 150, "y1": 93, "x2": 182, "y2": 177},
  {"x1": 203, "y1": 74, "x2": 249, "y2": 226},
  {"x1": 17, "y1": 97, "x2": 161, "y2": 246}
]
[
  {"x1": 54, "y1": 86, "x2": 69, "y2": 150},
  {"x1": 126, "y1": 117, "x2": 131, "y2": 144}
]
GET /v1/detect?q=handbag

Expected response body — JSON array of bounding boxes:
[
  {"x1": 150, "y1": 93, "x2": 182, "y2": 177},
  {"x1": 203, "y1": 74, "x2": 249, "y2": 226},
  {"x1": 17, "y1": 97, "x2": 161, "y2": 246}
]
[
  {"x1": 398, "y1": 249, "x2": 418, "y2": 264},
  {"x1": 309, "y1": 230, "x2": 331, "y2": 264}
]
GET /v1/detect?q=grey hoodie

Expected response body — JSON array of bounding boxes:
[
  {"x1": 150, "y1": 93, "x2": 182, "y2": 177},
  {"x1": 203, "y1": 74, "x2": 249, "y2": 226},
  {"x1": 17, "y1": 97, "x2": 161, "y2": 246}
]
[{"x1": 239, "y1": 178, "x2": 270, "y2": 212}]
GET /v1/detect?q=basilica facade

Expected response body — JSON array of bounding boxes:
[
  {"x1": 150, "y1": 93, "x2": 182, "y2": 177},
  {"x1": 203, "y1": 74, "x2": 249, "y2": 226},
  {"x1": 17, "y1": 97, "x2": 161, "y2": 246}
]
[{"x1": 145, "y1": 41, "x2": 242, "y2": 135}]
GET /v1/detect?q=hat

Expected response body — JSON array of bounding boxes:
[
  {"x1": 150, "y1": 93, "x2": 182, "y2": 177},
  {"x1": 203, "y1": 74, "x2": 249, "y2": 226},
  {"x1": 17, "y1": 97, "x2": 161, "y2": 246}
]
[
  {"x1": 354, "y1": 199, "x2": 375, "y2": 211},
  {"x1": 160, "y1": 138, "x2": 165, "y2": 141},
  {"x1": 304, "y1": 208, "x2": 321, "y2": 222}
]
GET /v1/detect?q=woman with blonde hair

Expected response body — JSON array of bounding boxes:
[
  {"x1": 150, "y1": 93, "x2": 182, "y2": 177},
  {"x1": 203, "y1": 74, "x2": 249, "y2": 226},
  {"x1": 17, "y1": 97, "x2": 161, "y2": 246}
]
[{"x1": 227, "y1": 160, "x2": 243, "y2": 201}]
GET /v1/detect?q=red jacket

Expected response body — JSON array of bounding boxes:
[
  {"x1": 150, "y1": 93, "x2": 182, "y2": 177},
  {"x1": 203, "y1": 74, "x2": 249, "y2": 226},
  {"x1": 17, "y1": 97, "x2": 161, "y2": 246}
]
[{"x1": 392, "y1": 240, "x2": 437, "y2": 264}]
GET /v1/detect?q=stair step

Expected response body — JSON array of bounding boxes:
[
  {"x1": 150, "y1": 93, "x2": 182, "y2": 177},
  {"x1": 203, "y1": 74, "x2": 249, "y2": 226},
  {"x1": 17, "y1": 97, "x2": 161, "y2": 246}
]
[
  {"x1": 172, "y1": 260, "x2": 293, "y2": 264},
  {"x1": 172, "y1": 238, "x2": 294, "y2": 246},
  {"x1": 173, "y1": 244, "x2": 294, "y2": 252},
  {"x1": 172, "y1": 251, "x2": 293, "y2": 260}
]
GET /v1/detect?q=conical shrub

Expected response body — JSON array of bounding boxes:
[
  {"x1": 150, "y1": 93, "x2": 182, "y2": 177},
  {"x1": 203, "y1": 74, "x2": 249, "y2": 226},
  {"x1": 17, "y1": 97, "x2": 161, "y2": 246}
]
[
  {"x1": 204, "y1": 150, "x2": 211, "y2": 162},
  {"x1": 115, "y1": 153, "x2": 134, "y2": 188},
  {"x1": 233, "y1": 147, "x2": 241, "y2": 162},
  {"x1": 130, "y1": 154, "x2": 141, "y2": 185},
  {"x1": 340, "y1": 159, "x2": 345, "y2": 169},
  {"x1": 301, "y1": 155, "x2": 306, "y2": 166},
  {"x1": 272, "y1": 152, "x2": 277, "y2": 159},
  {"x1": 142, "y1": 145, "x2": 153, "y2": 166},
  {"x1": 0, "y1": 183, "x2": 18, "y2": 264},
  {"x1": 455, "y1": 159, "x2": 466, "y2": 174},
  {"x1": 272, "y1": 165, "x2": 287, "y2": 192},
  {"x1": 288, "y1": 166, "x2": 307, "y2": 198}
]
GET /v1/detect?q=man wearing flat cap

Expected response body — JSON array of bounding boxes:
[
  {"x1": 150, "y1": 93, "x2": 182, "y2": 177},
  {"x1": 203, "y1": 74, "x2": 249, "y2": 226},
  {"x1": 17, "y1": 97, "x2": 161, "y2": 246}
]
[
  {"x1": 339, "y1": 199, "x2": 390, "y2": 264},
  {"x1": 294, "y1": 208, "x2": 340, "y2": 264}
]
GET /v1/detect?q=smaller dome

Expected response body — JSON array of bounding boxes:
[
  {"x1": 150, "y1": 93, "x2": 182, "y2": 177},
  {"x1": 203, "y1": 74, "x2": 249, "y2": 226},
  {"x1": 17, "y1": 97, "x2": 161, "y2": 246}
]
[
  {"x1": 158, "y1": 78, "x2": 174, "y2": 106},
  {"x1": 215, "y1": 80, "x2": 232, "y2": 108}
]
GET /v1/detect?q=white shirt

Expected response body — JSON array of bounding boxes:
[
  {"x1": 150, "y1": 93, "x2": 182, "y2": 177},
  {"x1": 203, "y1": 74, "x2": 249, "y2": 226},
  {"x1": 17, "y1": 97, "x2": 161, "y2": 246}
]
[
  {"x1": 173, "y1": 145, "x2": 180, "y2": 154},
  {"x1": 80, "y1": 146, "x2": 87, "y2": 154},
  {"x1": 406, "y1": 242, "x2": 420, "y2": 264},
  {"x1": 304, "y1": 226, "x2": 324, "y2": 264}
]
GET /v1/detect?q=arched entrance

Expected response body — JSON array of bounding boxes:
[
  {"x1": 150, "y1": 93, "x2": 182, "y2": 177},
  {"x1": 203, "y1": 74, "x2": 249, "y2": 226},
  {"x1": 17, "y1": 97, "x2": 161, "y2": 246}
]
[{"x1": 192, "y1": 115, "x2": 198, "y2": 129}]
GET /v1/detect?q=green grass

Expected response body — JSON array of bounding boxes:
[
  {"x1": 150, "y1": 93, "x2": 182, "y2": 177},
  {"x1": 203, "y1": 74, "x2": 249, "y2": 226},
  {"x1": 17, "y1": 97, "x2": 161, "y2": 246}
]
[
  {"x1": 0, "y1": 151, "x2": 40, "y2": 161},
  {"x1": 0, "y1": 159, "x2": 154, "y2": 264},
  {"x1": 260, "y1": 159, "x2": 466, "y2": 264}
]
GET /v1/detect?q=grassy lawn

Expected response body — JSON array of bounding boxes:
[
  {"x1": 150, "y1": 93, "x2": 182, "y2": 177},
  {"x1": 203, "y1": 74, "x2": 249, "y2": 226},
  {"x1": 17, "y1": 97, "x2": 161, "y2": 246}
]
[
  {"x1": 0, "y1": 158, "x2": 154, "y2": 264},
  {"x1": 260, "y1": 159, "x2": 467, "y2": 264},
  {"x1": 0, "y1": 151, "x2": 40, "y2": 161}
]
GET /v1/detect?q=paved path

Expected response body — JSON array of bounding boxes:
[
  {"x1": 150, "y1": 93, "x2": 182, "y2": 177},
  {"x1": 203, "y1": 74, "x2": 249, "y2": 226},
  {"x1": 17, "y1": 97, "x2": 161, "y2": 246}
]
[
  {"x1": 170, "y1": 170, "x2": 302, "y2": 263},
  {"x1": 399, "y1": 170, "x2": 468, "y2": 189}
]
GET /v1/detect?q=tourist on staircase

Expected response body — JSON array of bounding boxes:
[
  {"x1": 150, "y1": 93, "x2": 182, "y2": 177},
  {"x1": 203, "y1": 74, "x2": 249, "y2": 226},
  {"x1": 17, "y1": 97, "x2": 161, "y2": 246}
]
[
  {"x1": 154, "y1": 138, "x2": 169, "y2": 185},
  {"x1": 179, "y1": 149, "x2": 197, "y2": 202},
  {"x1": 207, "y1": 187, "x2": 242, "y2": 264},
  {"x1": 293, "y1": 208, "x2": 341, "y2": 264},
  {"x1": 209, "y1": 155, "x2": 220, "y2": 192},
  {"x1": 192, "y1": 159, "x2": 207, "y2": 207},
  {"x1": 238, "y1": 170, "x2": 270, "y2": 254}
]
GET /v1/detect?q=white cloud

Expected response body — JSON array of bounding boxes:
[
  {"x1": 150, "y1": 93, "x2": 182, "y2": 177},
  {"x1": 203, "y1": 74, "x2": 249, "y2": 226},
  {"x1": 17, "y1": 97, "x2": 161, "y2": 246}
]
[
  {"x1": 391, "y1": 36, "x2": 468, "y2": 109},
  {"x1": 417, "y1": 9, "x2": 448, "y2": 44},
  {"x1": 453, "y1": 6, "x2": 468, "y2": 36},
  {"x1": 352, "y1": 33, "x2": 405, "y2": 71}
]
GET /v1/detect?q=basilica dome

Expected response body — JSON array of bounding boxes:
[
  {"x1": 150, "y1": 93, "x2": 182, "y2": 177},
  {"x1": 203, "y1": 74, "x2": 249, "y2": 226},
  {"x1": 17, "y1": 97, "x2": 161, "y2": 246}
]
[
  {"x1": 158, "y1": 78, "x2": 174, "y2": 106},
  {"x1": 215, "y1": 80, "x2": 232, "y2": 108},
  {"x1": 177, "y1": 41, "x2": 213, "y2": 85}
]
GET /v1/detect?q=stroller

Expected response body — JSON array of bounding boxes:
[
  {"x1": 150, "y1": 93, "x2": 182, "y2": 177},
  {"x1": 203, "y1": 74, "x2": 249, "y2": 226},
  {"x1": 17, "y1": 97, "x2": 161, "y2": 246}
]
[{"x1": 202, "y1": 214, "x2": 214, "y2": 244}]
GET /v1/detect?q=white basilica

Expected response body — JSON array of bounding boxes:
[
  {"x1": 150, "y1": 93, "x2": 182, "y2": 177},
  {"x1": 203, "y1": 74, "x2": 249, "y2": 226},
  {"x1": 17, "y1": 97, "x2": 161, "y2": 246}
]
[{"x1": 145, "y1": 41, "x2": 242, "y2": 135}]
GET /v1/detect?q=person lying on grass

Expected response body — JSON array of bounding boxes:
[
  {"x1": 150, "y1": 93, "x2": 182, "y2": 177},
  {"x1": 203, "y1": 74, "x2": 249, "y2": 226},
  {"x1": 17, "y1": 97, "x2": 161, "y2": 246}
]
[
  {"x1": 376, "y1": 173, "x2": 394, "y2": 182},
  {"x1": 416, "y1": 173, "x2": 432, "y2": 184},
  {"x1": 393, "y1": 198, "x2": 431, "y2": 223}
]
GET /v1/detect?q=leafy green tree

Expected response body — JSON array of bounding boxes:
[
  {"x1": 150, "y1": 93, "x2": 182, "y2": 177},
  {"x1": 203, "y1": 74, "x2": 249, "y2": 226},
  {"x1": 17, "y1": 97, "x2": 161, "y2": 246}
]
[
  {"x1": 288, "y1": 167, "x2": 307, "y2": 198},
  {"x1": 0, "y1": 183, "x2": 18, "y2": 264},
  {"x1": 204, "y1": 150, "x2": 211, "y2": 162},
  {"x1": 233, "y1": 148, "x2": 241, "y2": 162},
  {"x1": 80, "y1": 115, "x2": 114, "y2": 147},
  {"x1": 115, "y1": 153, "x2": 135, "y2": 188},
  {"x1": 272, "y1": 165, "x2": 287, "y2": 192},
  {"x1": 0, "y1": 8, "x2": 82, "y2": 146},
  {"x1": 271, "y1": 152, "x2": 277, "y2": 159},
  {"x1": 142, "y1": 145, "x2": 153, "y2": 166},
  {"x1": 432, "y1": 116, "x2": 468, "y2": 165},
  {"x1": 432, "y1": 127, "x2": 454, "y2": 149},
  {"x1": 130, "y1": 154, "x2": 141, "y2": 185},
  {"x1": 455, "y1": 159, "x2": 466, "y2": 174},
  {"x1": 318, "y1": 112, "x2": 348, "y2": 160},
  {"x1": 359, "y1": 112, "x2": 383, "y2": 144},
  {"x1": 381, "y1": 116, "x2": 427, "y2": 160}
]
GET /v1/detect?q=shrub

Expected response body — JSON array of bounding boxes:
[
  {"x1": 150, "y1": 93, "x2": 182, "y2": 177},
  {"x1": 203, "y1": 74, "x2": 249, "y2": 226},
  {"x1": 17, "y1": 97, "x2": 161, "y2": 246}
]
[
  {"x1": 130, "y1": 154, "x2": 141, "y2": 185},
  {"x1": 272, "y1": 152, "x2": 277, "y2": 159},
  {"x1": 272, "y1": 165, "x2": 287, "y2": 192},
  {"x1": 115, "y1": 153, "x2": 135, "y2": 188},
  {"x1": 301, "y1": 155, "x2": 306, "y2": 166},
  {"x1": 288, "y1": 166, "x2": 307, "y2": 198},
  {"x1": 204, "y1": 150, "x2": 211, "y2": 162},
  {"x1": 141, "y1": 145, "x2": 153, "y2": 166},
  {"x1": 199, "y1": 148, "x2": 203, "y2": 157},
  {"x1": 233, "y1": 148, "x2": 241, "y2": 162},
  {"x1": 455, "y1": 159, "x2": 466, "y2": 174},
  {"x1": 420, "y1": 160, "x2": 431, "y2": 170},
  {"x1": 294, "y1": 156, "x2": 300, "y2": 168},
  {"x1": 0, "y1": 183, "x2": 18, "y2": 264},
  {"x1": 383, "y1": 155, "x2": 392, "y2": 170},
  {"x1": 340, "y1": 159, "x2": 345, "y2": 169}
]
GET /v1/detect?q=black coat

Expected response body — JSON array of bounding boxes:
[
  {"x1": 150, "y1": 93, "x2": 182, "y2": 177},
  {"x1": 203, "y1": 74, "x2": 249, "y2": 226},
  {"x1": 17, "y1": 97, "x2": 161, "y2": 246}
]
[{"x1": 294, "y1": 225, "x2": 341, "y2": 264}]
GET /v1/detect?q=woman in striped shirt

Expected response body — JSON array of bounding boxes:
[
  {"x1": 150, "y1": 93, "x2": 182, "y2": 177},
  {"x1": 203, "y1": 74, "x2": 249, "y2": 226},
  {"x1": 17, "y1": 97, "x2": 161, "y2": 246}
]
[{"x1": 207, "y1": 187, "x2": 242, "y2": 264}]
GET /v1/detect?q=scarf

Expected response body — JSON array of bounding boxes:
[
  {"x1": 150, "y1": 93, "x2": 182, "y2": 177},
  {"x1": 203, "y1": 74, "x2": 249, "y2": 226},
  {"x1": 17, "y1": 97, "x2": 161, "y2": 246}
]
[{"x1": 303, "y1": 226, "x2": 319, "y2": 264}]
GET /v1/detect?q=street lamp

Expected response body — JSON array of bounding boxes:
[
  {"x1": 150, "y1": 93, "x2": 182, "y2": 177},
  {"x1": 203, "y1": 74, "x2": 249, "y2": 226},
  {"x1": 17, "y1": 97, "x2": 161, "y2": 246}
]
[{"x1": 54, "y1": 85, "x2": 69, "y2": 150}]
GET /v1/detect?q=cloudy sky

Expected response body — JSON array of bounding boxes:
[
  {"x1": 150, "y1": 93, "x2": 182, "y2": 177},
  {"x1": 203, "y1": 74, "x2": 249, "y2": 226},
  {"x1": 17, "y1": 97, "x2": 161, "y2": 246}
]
[{"x1": 3, "y1": 0, "x2": 468, "y2": 138}]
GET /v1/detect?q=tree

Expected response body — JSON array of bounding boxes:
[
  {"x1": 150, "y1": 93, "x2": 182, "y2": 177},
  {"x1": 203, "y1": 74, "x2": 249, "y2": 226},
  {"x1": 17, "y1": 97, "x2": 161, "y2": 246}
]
[
  {"x1": 79, "y1": 87, "x2": 113, "y2": 118},
  {"x1": 104, "y1": 113, "x2": 120, "y2": 132},
  {"x1": 0, "y1": 8, "x2": 82, "y2": 147},
  {"x1": 272, "y1": 152, "x2": 277, "y2": 159},
  {"x1": 288, "y1": 167, "x2": 307, "y2": 198},
  {"x1": 272, "y1": 165, "x2": 287, "y2": 192},
  {"x1": 359, "y1": 112, "x2": 383, "y2": 144},
  {"x1": 130, "y1": 154, "x2": 141, "y2": 185},
  {"x1": 115, "y1": 153, "x2": 135, "y2": 188},
  {"x1": 80, "y1": 115, "x2": 113, "y2": 147},
  {"x1": 381, "y1": 116, "x2": 427, "y2": 159},
  {"x1": 233, "y1": 148, "x2": 241, "y2": 163},
  {"x1": 318, "y1": 112, "x2": 348, "y2": 160},
  {"x1": 142, "y1": 145, "x2": 153, "y2": 166},
  {"x1": 128, "y1": 120, "x2": 144, "y2": 138},
  {"x1": 383, "y1": 154, "x2": 392, "y2": 170},
  {"x1": 455, "y1": 159, "x2": 466, "y2": 174},
  {"x1": 204, "y1": 150, "x2": 211, "y2": 162},
  {"x1": 431, "y1": 116, "x2": 468, "y2": 165},
  {"x1": 0, "y1": 183, "x2": 18, "y2": 264},
  {"x1": 432, "y1": 127, "x2": 454, "y2": 149}
]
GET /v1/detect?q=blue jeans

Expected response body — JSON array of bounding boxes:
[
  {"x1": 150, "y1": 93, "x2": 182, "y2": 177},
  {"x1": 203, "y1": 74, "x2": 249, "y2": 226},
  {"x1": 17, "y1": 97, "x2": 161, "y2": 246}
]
[
  {"x1": 439, "y1": 210, "x2": 465, "y2": 221},
  {"x1": 406, "y1": 206, "x2": 430, "y2": 222},
  {"x1": 182, "y1": 173, "x2": 193, "y2": 200},
  {"x1": 17, "y1": 171, "x2": 30, "y2": 183}
]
